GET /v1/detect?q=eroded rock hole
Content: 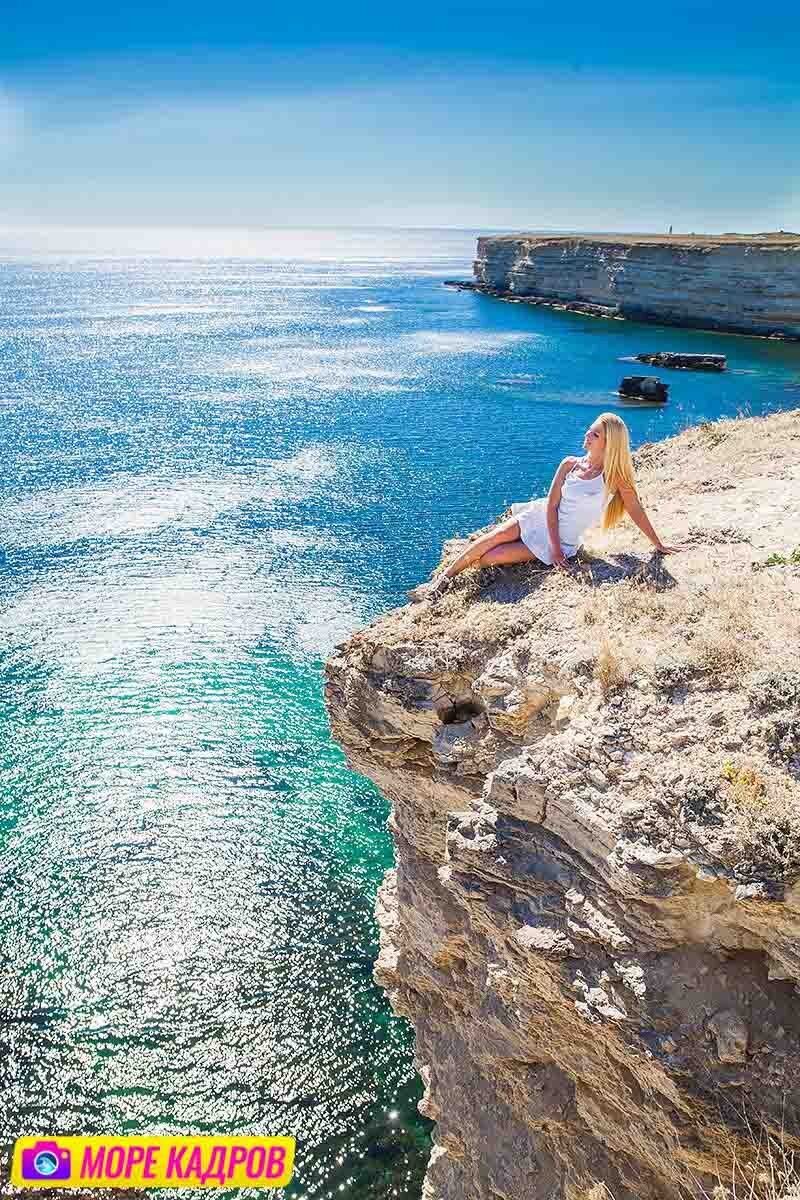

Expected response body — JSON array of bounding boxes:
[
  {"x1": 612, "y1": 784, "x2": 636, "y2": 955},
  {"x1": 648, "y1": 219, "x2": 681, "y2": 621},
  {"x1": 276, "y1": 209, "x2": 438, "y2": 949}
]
[{"x1": 439, "y1": 700, "x2": 485, "y2": 725}]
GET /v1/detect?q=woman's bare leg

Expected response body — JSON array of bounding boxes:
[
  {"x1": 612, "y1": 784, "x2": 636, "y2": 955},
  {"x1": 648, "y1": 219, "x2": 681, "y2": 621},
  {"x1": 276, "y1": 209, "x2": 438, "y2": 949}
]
[
  {"x1": 441, "y1": 517, "x2": 526, "y2": 579},
  {"x1": 478, "y1": 540, "x2": 540, "y2": 567},
  {"x1": 409, "y1": 518, "x2": 537, "y2": 601}
]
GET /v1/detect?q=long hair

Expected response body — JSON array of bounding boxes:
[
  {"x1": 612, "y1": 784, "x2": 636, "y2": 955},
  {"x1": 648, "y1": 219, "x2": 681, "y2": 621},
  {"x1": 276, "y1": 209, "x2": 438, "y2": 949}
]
[{"x1": 598, "y1": 412, "x2": 637, "y2": 530}]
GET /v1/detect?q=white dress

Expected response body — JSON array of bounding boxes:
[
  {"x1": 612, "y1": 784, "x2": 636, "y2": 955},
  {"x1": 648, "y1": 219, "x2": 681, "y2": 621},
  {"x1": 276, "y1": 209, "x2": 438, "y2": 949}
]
[{"x1": 511, "y1": 459, "x2": 610, "y2": 564}]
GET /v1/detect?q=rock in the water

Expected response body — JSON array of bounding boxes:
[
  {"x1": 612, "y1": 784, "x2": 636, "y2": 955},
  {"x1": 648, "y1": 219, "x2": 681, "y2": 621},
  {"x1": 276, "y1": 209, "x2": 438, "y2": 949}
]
[
  {"x1": 619, "y1": 375, "x2": 669, "y2": 401},
  {"x1": 635, "y1": 352, "x2": 726, "y2": 371}
]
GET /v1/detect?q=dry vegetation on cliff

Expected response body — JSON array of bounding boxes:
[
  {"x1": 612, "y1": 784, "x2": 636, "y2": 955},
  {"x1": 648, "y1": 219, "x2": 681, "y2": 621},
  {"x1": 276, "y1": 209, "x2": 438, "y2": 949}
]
[{"x1": 400, "y1": 407, "x2": 800, "y2": 881}]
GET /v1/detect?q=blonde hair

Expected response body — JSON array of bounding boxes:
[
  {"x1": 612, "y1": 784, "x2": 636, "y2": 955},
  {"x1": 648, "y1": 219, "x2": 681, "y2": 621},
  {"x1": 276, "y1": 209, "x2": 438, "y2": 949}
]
[{"x1": 598, "y1": 412, "x2": 637, "y2": 529}]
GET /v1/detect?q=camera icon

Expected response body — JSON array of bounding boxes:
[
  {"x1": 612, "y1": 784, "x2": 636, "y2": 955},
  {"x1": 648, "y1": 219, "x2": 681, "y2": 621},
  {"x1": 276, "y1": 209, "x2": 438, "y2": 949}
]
[{"x1": 21, "y1": 1140, "x2": 72, "y2": 1181}]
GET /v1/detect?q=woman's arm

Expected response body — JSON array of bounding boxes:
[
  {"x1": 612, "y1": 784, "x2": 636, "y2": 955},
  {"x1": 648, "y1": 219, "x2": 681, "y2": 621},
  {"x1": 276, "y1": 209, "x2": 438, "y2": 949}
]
[
  {"x1": 546, "y1": 457, "x2": 579, "y2": 567},
  {"x1": 616, "y1": 481, "x2": 685, "y2": 554}
]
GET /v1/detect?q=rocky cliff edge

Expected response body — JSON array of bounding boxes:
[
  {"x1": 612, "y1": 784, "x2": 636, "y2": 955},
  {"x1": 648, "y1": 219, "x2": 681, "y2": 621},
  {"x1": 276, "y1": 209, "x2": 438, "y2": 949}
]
[
  {"x1": 471, "y1": 235, "x2": 800, "y2": 339},
  {"x1": 323, "y1": 408, "x2": 800, "y2": 1200}
]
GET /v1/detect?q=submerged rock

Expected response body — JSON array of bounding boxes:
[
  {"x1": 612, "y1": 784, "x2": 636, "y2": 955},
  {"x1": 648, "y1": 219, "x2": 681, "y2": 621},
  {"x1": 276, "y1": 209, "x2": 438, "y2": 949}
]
[{"x1": 635, "y1": 352, "x2": 726, "y2": 371}]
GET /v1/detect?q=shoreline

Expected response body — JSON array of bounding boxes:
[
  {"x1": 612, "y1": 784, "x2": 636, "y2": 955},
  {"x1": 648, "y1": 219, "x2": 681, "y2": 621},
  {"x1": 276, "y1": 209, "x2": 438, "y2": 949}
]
[{"x1": 443, "y1": 279, "x2": 800, "y2": 341}]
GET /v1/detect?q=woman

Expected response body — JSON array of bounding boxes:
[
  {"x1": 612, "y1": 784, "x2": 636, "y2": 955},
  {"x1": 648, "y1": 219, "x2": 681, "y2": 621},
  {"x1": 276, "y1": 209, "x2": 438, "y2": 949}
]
[{"x1": 409, "y1": 412, "x2": 684, "y2": 602}]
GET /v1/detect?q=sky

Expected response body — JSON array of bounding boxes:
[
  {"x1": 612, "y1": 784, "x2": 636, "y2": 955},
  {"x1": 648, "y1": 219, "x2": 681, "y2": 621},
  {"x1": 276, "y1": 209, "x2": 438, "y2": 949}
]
[{"x1": 1, "y1": 0, "x2": 799, "y2": 232}]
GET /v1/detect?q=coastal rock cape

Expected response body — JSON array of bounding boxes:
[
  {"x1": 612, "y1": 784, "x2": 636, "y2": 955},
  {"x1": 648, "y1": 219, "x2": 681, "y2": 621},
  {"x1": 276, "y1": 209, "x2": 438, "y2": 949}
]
[
  {"x1": 469, "y1": 233, "x2": 800, "y2": 339},
  {"x1": 323, "y1": 408, "x2": 800, "y2": 1200}
]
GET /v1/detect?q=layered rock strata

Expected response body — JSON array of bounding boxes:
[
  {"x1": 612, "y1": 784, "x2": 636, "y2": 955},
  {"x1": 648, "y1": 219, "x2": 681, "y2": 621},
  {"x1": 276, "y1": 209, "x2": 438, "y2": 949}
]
[
  {"x1": 323, "y1": 409, "x2": 800, "y2": 1200},
  {"x1": 464, "y1": 233, "x2": 800, "y2": 338}
]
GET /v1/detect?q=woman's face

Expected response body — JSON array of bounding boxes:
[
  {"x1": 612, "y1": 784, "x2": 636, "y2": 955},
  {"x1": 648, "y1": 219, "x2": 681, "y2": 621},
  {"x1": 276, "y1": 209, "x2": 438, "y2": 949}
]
[{"x1": 583, "y1": 421, "x2": 606, "y2": 453}]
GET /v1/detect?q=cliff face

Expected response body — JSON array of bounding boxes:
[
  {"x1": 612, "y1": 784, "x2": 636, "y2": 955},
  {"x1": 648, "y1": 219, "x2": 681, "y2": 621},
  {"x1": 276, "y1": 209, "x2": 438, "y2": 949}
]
[
  {"x1": 323, "y1": 409, "x2": 800, "y2": 1200},
  {"x1": 472, "y1": 234, "x2": 800, "y2": 338}
]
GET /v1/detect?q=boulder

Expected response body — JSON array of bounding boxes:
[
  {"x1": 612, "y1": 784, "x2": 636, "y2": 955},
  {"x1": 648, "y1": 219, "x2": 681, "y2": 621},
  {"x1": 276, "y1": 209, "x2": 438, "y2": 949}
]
[{"x1": 619, "y1": 375, "x2": 669, "y2": 402}]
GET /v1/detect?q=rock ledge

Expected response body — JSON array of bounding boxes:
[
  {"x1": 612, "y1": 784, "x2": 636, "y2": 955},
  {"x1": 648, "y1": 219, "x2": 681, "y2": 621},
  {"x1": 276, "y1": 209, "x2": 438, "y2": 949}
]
[
  {"x1": 466, "y1": 234, "x2": 800, "y2": 339},
  {"x1": 323, "y1": 408, "x2": 800, "y2": 1199}
]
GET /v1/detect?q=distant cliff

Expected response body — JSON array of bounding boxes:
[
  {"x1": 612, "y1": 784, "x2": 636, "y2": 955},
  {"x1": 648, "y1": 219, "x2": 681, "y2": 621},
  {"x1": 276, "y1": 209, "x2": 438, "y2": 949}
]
[
  {"x1": 324, "y1": 408, "x2": 800, "y2": 1200},
  {"x1": 467, "y1": 233, "x2": 800, "y2": 338}
]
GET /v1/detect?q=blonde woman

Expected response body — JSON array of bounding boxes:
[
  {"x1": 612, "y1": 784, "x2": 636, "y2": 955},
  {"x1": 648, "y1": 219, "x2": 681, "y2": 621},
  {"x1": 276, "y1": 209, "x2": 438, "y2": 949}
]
[{"x1": 409, "y1": 412, "x2": 684, "y2": 601}]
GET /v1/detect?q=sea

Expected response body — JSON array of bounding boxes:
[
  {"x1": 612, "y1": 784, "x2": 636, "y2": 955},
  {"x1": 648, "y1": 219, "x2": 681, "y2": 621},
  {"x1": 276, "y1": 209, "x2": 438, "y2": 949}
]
[{"x1": 1, "y1": 225, "x2": 798, "y2": 1200}]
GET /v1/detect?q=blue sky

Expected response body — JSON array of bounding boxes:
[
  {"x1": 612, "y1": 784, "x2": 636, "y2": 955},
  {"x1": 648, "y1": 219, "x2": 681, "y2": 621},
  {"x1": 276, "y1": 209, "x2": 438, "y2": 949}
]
[{"x1": 2, "y1": 0, "x2": 798, "y2": 231}]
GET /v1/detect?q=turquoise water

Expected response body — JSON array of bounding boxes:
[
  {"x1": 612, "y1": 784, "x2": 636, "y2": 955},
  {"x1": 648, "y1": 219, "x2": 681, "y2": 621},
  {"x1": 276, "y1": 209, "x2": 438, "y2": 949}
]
[{"x1": 0, "y1": 227, "x2": 798, "y2": 1199}]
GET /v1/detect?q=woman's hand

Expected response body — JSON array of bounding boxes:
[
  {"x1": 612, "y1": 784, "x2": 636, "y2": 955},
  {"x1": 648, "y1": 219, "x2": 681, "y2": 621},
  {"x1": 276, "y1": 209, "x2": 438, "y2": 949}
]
[
  {"x1": 546, "y1": 459, "x2": 579, "y2": 572},
  {"x1": 616, "y1": 484, "x2": 688, "y2": 557}
]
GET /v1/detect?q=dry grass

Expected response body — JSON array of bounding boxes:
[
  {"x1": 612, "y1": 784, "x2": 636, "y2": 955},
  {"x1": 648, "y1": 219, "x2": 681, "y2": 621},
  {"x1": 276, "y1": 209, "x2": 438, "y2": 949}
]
[
  {"x1": 442, "y1": 580, "x2": 534, "y2": 648},
  {"x1": 633, "y1": 407, "x2": 800, "y2": 493},
  {"x1": 398, "y1": 537, "x2": 799, "y2": 707},
  {"x1": 385, "y1": 408, "x2": 800, "y2": 718},
  {"x1": 716, "y1": 756, "x2": 800, "y2": 881},
  {"x1": 580, "y1": 572, "x2": 800, "y2": 688},
  {"x1": 696, "y1": 1115, "x2": 800, "y2": 1200},
  {"x1": 406, "y1": 407, "x2": 800, "y2": 655},
  {"x1": 594, "y1": 638, "x2": 632, "y2": 696},
  {"x1": 699, "y1": 420, "x2": 730, "y2": 447}
]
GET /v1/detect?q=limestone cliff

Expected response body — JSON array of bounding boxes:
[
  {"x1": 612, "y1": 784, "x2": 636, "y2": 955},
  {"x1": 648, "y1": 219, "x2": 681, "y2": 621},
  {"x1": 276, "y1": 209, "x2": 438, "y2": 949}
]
[
  {"x1": 468, "y1": 233, "x2": 800, "y2": 339},
  {"x1": 323, "y1": 408, "x2": 800, "y2": 1200}
]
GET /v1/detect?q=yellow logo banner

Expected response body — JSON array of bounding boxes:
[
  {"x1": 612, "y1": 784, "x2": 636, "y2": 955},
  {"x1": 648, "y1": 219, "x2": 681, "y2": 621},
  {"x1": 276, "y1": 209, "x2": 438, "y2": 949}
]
[{"x1": 12, "y1": 1135, "x2": 295, "y2": 1188}]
